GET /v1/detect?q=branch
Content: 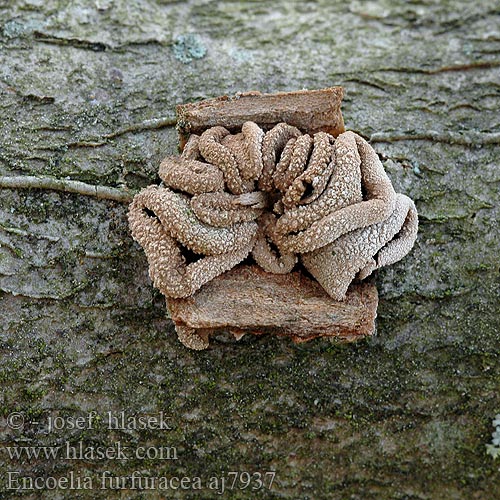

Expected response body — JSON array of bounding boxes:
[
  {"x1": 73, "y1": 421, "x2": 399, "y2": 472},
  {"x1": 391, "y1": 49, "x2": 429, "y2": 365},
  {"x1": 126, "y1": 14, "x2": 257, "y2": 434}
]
[
  {"x1": 0, "y1": 175, "x2": 134, "y2": 203},
  {"x1": 370, "y1": 130, "x2": 500, "y2": 146}
]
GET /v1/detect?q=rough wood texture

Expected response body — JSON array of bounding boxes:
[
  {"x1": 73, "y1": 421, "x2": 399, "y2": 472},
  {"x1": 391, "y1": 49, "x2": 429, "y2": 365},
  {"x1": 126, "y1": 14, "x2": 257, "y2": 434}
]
[
  {"x1": 1, "y1": 1, "x2": 499, "y2": 499},
  {"x1": 167, "y1": 265, "x2": 378, "y2": 346},
  {"x1": 177, "y1": 87, "x2": 345, "y2": 148}
]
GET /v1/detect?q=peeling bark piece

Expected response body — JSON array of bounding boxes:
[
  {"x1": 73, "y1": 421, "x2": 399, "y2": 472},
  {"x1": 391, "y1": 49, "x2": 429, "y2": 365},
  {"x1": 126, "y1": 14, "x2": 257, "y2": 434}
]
[
  {"x1": 166, "y1": 265, "x2": 378, "y2": 350},
  {"x1": 177, "y1": 87, "x2": 345, "y2": 149}
]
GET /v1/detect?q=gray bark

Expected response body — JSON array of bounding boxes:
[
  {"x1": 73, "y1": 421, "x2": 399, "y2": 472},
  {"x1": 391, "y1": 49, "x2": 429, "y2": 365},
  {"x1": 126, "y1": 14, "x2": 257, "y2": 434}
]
[{"x1": 0, "y1": 1, "x2": 499, "y2": 499}]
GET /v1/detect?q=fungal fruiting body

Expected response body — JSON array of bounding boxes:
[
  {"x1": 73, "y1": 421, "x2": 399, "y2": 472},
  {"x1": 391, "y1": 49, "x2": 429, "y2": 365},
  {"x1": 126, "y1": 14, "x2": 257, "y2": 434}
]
[{"x1": 128, "y1": 122, "x2": 418, "y2": 339}]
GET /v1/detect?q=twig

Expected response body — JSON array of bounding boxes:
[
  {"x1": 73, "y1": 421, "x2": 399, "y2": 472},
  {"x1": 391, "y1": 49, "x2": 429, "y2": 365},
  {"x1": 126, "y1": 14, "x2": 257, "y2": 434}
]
[
  {"x1": 0, "y1": 175, "x2": 135, "y2": 203},
  {"x1": 370, "y1": 130, "x2": 500, "y2": 146}
]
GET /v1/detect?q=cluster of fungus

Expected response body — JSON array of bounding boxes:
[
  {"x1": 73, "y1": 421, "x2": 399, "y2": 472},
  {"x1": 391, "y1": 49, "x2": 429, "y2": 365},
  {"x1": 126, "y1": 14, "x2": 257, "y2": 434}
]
[{"x1": 128, "y1": 122, "x2": 418, "y2": 307}]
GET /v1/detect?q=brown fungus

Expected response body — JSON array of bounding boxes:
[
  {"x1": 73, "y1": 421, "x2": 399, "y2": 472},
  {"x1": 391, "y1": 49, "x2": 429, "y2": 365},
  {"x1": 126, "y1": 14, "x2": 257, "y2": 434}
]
[{"x1": 128, "y1": 120, "x2": 418, "y2": 349}]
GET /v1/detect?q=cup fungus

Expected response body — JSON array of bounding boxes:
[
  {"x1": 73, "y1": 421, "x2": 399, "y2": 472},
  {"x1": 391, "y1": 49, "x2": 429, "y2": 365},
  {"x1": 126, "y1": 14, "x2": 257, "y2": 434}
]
[{"x1": 128, "y1": 88, "x2": 418, "y2": 349}]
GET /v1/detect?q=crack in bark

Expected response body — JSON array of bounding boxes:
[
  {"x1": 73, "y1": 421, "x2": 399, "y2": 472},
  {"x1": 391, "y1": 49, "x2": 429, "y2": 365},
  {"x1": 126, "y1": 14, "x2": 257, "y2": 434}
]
[
  {"x1": 373, "y1": 61, "x2": 500, "y2": 75},
  {"x1": 426, "y1": 61, "x2": 500, "y2": 74},
  {"x1": 32, "y1": 31, "x2": 170, "y2": 52},
  {"x1": 33, "y1": 31, "x2": 108, "y2": 51},
  {"x1": 67, "y1": 116, "x2": 177, "y2": 148}
]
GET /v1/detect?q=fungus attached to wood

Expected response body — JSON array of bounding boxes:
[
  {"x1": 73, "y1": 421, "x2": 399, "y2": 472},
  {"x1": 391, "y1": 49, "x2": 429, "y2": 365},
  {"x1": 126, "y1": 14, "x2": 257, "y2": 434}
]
[{"x1": 128, "y1": 88, "x2": 418, "y2": 349}]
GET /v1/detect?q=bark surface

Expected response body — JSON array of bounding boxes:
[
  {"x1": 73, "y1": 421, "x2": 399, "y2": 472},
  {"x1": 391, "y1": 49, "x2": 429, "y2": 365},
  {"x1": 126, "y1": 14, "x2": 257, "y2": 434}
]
[{"x1": 0, "y1": 1, "x2": 499, "y2": 499}]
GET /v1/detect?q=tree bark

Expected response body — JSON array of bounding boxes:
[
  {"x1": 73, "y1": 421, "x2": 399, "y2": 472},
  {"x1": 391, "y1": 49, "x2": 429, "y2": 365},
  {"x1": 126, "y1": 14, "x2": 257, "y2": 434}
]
[
  {"x1": 167, "y1": 266, "x2": 378, "y2": 349},
  {"x1": 0, "y1": 1, "x2": 499, "y2": 499},
  {"x1": 176, "y1": 86, "x2": 345, "y2": 147}
]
